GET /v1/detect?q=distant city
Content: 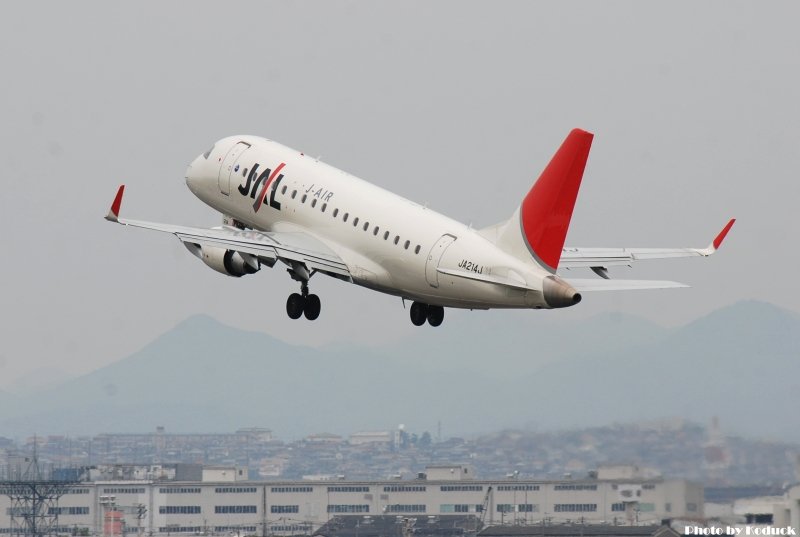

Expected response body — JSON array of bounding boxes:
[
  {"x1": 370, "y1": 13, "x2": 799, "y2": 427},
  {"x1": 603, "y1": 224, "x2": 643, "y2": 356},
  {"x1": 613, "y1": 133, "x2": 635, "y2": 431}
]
[{"x1": 2, "y1": 418, "x2": 798, "y2": 486}]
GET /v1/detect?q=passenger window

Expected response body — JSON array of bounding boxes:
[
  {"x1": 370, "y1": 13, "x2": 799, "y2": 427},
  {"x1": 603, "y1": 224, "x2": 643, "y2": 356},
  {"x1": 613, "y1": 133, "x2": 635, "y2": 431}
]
[
  {"x1": 343, "y1": 213, "x2": 349, "y2": 222},
  {"x1": 281, "y1": 185, "x2": 287, "y2": 194},
  {"x1": 291, "y1": 190, "x2": 297, "y2": 199},
  {"x1": 333, "y1": 208, "x2": 339, "y2": 217},
  {"x1": 363, "y1": 222, "x2": 369, "y2": 231},
  {"x1": 414, "y1": 245, "x2": 421, "y2": 254},
  {"x1": 301, "y1": 194, "x2": 307, "y2": 203},
  {"x1": 353, "y1": 217, "x2": 359, "y2": 227},
  {"x1": 383, "y1": 231, "x2": 390, "y2": 240},
  {"x1": 243, "y1": 168, "x2": 248, "y2": 177},
  {"x1": 311, "y1": 199, "x2": 317, "y2": 208},
  {"x1": 404, "y1": 240, "x2": 410, "y2": 250},
  {"x1": 394, "y1": 236, "x2": 400, "y2": 245},
  {"x1": 321, "y1": 203, "x2": 327, "y2": 212},
  {"x1": 373, "y1": 226, "x2": 379, "y2": 236}
]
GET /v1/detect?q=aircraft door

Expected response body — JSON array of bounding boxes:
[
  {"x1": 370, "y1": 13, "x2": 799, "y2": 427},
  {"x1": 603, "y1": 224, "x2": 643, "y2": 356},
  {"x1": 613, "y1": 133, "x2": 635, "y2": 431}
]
[
  {"x1": 425, "y1": 234, "x2": 457, "y2": 287},
  {"x1": 218, "y1": 142, "x2": 250, "y2": 195}
]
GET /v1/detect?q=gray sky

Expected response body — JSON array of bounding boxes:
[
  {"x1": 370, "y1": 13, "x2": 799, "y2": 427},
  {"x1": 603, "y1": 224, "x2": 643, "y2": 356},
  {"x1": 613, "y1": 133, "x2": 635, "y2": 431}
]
[{"x1": 1, "y1": 1, "x2": 797, "y2": 390}]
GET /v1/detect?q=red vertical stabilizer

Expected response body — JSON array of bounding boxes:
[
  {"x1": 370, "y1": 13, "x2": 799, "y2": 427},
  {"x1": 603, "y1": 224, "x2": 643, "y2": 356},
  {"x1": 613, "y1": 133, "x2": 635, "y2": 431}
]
[{"x1": 520, "y1": 129, "x2": 593, "y2": 272}]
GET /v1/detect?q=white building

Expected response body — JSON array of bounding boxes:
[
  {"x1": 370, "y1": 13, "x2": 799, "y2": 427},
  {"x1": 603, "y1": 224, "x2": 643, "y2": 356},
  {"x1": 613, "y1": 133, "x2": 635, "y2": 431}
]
[
  {"x1": 348, "y1": 431, "x2": 393, "y2": 446},
  {"x1": 202, "y1": 466, "x2": 248, "y2": 482},
  {"x1": 0, "y1": 473, "x2": 703, "y2": 536},
  {"x1": 425, "y1": 464, "x2": 475, "y2": 481},
  {"x1": 703, "y1": 487, "x2": 800, "y2": 536},
  {"x1": 768, "y1": 485, "x2": 800, "y2": 535}
]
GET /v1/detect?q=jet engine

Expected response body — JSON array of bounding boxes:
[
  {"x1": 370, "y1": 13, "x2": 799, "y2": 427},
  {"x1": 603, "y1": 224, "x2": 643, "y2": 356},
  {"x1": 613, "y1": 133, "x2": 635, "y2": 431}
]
[{"x1": 186, "y1": 244, "x2": 260, "y2": 277}]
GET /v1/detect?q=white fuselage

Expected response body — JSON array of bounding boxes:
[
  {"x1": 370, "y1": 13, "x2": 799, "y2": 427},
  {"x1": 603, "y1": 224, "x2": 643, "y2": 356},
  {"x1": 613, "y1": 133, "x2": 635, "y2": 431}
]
[{"x1": 186, "y1": 136, "x2": 553, "y2": 309}]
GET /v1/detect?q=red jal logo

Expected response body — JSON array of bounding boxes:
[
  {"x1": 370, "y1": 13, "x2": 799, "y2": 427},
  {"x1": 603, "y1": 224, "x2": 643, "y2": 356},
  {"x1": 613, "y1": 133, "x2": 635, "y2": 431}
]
[{"x1": 237, "y1": 162, "x2": 286, "y2": 212}]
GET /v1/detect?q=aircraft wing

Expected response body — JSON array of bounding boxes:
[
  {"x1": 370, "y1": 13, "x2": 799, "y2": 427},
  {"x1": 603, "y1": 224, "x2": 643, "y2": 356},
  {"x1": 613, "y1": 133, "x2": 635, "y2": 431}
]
[
  {"x1": 559, "y1": 218, "x2": 735, "y2": 270},
  {"x1": 105, "y1": 185, "x2": 351, "y2": 279}
]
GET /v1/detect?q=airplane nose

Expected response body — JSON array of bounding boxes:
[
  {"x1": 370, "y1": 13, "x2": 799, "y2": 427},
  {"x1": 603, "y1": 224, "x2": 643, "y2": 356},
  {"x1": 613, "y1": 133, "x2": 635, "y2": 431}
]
[{"x1": 185, "y1": 154, "x2": 204, "y2": 190}]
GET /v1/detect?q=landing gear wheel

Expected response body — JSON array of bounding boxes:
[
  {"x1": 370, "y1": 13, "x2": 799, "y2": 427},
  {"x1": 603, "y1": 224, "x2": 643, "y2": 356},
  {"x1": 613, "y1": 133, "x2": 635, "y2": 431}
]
[
  {"x1": 427, "y1": 305, "x2": 444, "y2": 327},
  {"x1": 304, "y1": 294, "x2": 321, "y2": 320},
  {"x1": 286, "y1": 293, "x2": 305, "y2": 319},
  {"x1": 410, "y1": 302, "x2": 428, "y2": 326}
]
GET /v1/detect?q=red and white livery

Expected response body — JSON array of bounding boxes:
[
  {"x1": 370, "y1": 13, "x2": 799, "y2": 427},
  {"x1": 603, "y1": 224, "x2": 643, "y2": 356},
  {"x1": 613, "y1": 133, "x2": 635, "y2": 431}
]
[{"x1": 106, "y1": 129, "x2": 734, "y2": 326}]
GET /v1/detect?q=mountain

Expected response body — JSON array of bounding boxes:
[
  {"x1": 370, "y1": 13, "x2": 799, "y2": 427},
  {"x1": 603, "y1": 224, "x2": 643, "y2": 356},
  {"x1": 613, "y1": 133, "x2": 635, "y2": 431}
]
[
  {"x1": 0, "y1": 315, "x2": 489, "y2": 437},
  {"x1": 0, "y1": 301, "x2": 798, "y2": 441},
  {"x1": 6, "y1": 366, "x2": 78, "y2": 395},
  {"x1": 518, "y1": 301, "x2": 800, "y2": 438},
  {"x1": 367, "y1": 308, "x2": 666, "y2": 381}
]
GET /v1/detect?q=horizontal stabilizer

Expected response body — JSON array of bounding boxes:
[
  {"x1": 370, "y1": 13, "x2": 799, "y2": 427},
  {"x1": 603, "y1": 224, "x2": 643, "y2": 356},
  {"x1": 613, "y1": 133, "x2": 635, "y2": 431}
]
[{"x1": 567, "y1": 279, "x2": 689, "y2": 292}]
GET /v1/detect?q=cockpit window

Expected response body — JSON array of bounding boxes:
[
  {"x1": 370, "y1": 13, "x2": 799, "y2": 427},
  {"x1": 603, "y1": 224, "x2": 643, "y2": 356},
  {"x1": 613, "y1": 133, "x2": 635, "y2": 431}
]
[{"x1": 202, "y1": 145, "x2": 215, "y2": 159}]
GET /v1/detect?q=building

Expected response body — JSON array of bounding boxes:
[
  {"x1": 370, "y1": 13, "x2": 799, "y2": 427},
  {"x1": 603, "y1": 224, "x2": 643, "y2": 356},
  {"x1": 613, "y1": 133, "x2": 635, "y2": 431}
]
[
  {"x1": 0, "y1": 467, "x2": 703, "y2": 536},
  {"x1": 700, "y1": 486, "x2": 800, "y2": 536},
  {"x1": 425, "y1": 465, "x2": 476, "y2": 482},
  {"x1": 348, "y1": 432, "x2": 393, "y2": 446},
  {"x1": 315, "y1": 515, "x2": 479, "y2": 537},
  {"x1": 746, "y1": 485, "x2": 800, "y2": 535},
  {"x1": 478, "y1": 524, "x2": 681, "y2": 537}
]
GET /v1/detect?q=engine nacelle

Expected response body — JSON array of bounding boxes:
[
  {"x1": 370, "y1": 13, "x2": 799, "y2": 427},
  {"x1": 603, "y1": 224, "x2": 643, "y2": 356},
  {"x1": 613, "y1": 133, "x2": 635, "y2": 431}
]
[{"x1": 188, "y1": 244, "x2": 260, "y2": 277}]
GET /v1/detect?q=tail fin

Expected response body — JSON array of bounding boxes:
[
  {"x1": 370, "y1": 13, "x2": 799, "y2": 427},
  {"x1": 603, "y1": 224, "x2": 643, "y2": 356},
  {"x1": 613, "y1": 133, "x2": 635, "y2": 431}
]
[{"x1": 481, "y1": 129, "x2": 593, "y2": 272}]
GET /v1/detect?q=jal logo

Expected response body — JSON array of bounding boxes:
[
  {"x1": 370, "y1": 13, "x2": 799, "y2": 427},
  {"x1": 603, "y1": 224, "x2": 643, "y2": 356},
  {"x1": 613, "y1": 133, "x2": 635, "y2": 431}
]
[{"x1": 238, "y1": 162, "x2": 286, "y2": 212}]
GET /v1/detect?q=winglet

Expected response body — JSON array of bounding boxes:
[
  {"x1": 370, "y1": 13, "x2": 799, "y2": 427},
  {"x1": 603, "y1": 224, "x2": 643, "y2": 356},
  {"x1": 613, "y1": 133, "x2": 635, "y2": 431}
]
[
  {"x1": 105, "y1": 185, "x2": 125, "y2": 222},
  {"x1": 695, "y1": 218, "x2": 735, "y2": 256},
  {"x1": 712, "y1": 218, "x2": 736, "y2": 250}
]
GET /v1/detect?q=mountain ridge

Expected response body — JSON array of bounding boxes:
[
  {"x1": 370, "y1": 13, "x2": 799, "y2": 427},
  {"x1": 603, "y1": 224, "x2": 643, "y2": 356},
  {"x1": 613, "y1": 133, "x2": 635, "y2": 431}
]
[{"x1": 0, "y1": 300, "x2": 797, "y2": 441}]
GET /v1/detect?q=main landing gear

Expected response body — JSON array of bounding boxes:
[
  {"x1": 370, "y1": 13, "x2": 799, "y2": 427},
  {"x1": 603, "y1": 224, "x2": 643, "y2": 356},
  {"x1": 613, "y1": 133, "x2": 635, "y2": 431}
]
[
  {"x1": 409, "y1": 301, "x2": 444, "y2": 327},
  {"x1": 286, "y1": 264, "x2": 321, "y2": 321},
  {"x1": 286, "y1": 288, "x2": 321, "y2": 320}
]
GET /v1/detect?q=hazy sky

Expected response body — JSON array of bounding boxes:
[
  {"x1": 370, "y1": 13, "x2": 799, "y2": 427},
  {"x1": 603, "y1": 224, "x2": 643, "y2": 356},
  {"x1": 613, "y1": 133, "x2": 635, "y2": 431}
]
[{"x1": 0, "y1": 1, "x2": 797, "y2": 389}]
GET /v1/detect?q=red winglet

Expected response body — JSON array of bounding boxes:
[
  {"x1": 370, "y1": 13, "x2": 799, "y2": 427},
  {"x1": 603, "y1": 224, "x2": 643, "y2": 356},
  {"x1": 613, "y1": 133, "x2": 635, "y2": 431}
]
[
  {"x1": 520, "y1": 129, "x2": 594, "y2": 272},
  {"x1": 105, "y1": 185, "x2": 125, "y2": 222},
  {"x1": 712, "y1": 218, "x2": 735, "y2": 250}
]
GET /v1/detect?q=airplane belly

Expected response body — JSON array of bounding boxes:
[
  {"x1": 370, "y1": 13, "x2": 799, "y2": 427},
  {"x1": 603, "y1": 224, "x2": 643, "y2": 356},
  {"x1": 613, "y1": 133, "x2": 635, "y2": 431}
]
[
  {"x1": 419, "y1": 273, "x2": 531, "y2": 309},
  {"x1": 379, "y1": 250, "x2": 533, "y2": 308},
  {"x1": 405, "y1": 236, "x2": 542, "y2": 309}
]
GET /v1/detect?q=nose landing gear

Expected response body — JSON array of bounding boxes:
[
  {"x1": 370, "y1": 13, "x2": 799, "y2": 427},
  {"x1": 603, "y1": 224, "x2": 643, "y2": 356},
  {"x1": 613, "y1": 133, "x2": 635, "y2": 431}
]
[
  {"x1": 409, "y1": 301, "x2": 444, "y2": 327},
  {"x1": 286, "y1": 264, "x2": 321, "y2": 321}
]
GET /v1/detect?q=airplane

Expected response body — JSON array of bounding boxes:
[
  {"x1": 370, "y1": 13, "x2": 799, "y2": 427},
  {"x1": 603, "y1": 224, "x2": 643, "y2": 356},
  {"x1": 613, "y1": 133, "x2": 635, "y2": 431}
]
[{"x1": 105, "y1": 129, "x2": 734, "y2": 327}]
